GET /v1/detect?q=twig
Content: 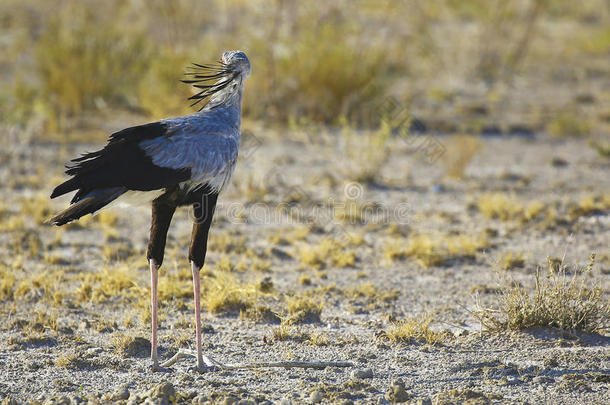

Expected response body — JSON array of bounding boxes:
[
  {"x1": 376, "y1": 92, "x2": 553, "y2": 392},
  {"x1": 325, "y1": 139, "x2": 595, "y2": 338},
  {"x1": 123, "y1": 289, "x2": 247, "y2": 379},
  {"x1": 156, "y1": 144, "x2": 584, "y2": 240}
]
[{"x1": 161, "y1": 349, "x2": 354, "y2": 370}]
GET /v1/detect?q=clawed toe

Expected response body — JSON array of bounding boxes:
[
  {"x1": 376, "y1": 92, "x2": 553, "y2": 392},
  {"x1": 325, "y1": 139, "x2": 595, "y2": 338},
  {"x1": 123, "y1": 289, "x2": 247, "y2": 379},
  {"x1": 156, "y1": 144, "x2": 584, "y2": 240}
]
[{"x1": 190, "y1": 364, "x2": 218, "y2": 373}]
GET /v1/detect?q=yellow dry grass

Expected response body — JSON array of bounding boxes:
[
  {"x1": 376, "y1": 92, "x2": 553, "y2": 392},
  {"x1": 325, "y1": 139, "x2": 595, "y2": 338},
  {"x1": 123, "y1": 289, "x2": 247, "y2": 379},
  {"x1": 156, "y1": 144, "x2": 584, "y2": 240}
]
[
  {"x1": 386, "y1": 315, "x2": 446, "y2": 345},
  {"x1": 384, "y1": 233, "x2": 488, "y2": 268},
  {"x1": 475, "y1": 254, "x2": 609, "y2": 333}
]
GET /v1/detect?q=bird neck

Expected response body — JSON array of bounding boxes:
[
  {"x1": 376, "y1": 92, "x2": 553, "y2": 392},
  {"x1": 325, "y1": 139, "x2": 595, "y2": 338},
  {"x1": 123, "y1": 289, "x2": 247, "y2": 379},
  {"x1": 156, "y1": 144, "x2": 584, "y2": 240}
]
[{"x1": 205, "y1": 78, "x2": 245, "y2": 113}]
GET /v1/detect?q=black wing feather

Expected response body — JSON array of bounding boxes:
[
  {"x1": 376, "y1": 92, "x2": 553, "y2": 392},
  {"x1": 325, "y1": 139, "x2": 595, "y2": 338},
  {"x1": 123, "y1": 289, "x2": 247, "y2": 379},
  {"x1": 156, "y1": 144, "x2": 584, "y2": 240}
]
[{"x1": 51, "y1": 122, "x2": 191, "y2": 202}]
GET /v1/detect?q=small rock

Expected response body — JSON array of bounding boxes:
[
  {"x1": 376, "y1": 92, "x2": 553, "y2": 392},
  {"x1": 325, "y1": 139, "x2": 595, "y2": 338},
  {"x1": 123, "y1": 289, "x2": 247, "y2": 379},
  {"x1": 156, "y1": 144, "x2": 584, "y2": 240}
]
[
  {"x1": 501, "y1": 376, "x2": 520, "y2": 386},
  {"x1": 533, "y1": 376, "x2": 554, "y2": 384},
  {"x1": 191, "y1": 394, "x2": 208, "y2": 405},
  {"x1": 376, "y1": 397, "x2": 390, "y2": 404},
  {"x1": 86, "y1": 347, "x2": 103, "y2": 355},
  {"x1": 350, "y1": 368, "x2": 374, "y2": 379},
  {"x1": 118, "y1": 337, "x2": 151, "y2": 358},
  {"x1": 415, "y1": 399, "x2": 432, "y2": 405},
  {"x1": 431, "y1": 184, "x2": 444, "y2": 193},
  {"x1": 237, "y1": 400, "x2": 256, "y2": 405},
  {"x1": 149, "y1": 381, "x2": 176, "y2": 403},
  {"x1": 221, "y1": 396, "x2": 239, "y2": 405},
  {"x1": 113, "y1": 386, "x2": 130, "y2": 400},
  {"x1": 310, "y1": 391, "x2": 324, "y2": 404},
  {"x1": 44, "y1": 396, "x2": 70, "y2": 405},
  {"x1": 384, "y1": 379, "x2": 411, "y2": 403},
  {"x1": 26, "y1": 360, "x2": 42, "y2": 371},
  {"x1": 277, "y1": 399, "x2": 292, "y2": 405}
]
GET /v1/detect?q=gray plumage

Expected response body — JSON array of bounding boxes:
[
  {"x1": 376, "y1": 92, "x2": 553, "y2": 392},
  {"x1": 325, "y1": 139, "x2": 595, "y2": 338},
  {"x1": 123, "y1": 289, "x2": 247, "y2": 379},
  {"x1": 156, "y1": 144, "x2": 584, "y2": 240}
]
[
  {"x1": 139, "y1": 50, "x2": 250, "y2": 194},
  {"x1": 50, "y1": 50, "x2": 251, "y2": 223},
  {"x1": 50, "y1": 51, "x2": 253, "y2": 371}
]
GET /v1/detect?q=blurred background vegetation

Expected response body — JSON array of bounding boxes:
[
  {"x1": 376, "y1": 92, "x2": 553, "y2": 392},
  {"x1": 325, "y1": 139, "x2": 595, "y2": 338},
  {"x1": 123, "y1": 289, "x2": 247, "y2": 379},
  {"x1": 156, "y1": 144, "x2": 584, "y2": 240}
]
[{"x1": 0, "y1": 0, "x2": 608, "y2": 141}]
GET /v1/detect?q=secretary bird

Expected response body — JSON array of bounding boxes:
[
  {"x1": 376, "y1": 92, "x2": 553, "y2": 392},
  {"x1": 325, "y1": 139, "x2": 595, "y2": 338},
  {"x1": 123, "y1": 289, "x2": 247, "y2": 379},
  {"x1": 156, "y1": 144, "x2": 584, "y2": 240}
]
[{"x1": 49, "y1": 50, "x2": 251, "y2": 371}]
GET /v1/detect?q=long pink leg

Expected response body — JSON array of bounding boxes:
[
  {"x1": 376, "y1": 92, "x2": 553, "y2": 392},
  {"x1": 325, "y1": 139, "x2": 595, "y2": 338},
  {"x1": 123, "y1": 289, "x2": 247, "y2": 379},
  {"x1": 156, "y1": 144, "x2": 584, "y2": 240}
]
[
  {"x1": 150, "y1": 259, "x2": 159, "y2": 370},
  {"x1": 191, "y1": 261, "x2": 203, "y2": 370}
]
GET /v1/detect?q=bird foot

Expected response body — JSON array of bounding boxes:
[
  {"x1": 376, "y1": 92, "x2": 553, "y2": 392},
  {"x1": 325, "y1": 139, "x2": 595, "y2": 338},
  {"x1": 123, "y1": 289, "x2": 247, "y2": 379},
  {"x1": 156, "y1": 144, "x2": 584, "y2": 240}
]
[
  {"x1": 160, "y1": 349, "x2": 221, "y2": 371},
  {"x1": 189, "y1": 364, "x2": 218, "y2": 373}
]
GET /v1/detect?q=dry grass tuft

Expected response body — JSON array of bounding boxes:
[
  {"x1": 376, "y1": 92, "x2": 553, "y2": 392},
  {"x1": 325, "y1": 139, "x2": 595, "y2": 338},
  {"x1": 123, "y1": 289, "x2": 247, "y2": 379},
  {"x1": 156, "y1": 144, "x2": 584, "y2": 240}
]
[
  {"x1": 202, "y1": 273, "x2": 258, "y2": 314},
  {"x1": 568, "y1": 194, "x2": 610, "y2": 219},
  {"x1": 443, "y1": 135, "x2": 482, "y2": 179},
  {"x1": 547, "y1": 111, "x2": 590, "y2": 137},
  {"x1": 298, "y1": 238, "x2": 356, "y2": 269},
  {"x1": 308, "y1": 332, "x2": 329, "y2": 346},
  {"x1": 344, "y1": 283, "x2": 399, "y2": 303},
  {"x1": 54, "y1": 353, "x2": 92, "y2": 370},
  {"x1": 499, "y1": 251, "x2": 526, "y2": 270},
  {"x1": 0, "y1": 263, "x2": 16, "y2": 301},
  {"x1": 385, "y1": 315, "x2": 446, "y2": 345},
  {"x1": 477, "y1": 193, "x2": 524, "y2": 221},
  {"x1": 112, "y1": 333, "x2": 151, "y2": 358},
  {"x1": 284, "y1": 295, "x2": 323, "y2": 325},
  {"x1": 384, "y1": 233, "x2": 487, "y2": 268},
  {"x1": 341, "y1": 121, "x2": 392, "y2": 183},
  {"x1": 475, "y1": 254, "x2": 609, "y2": 333}
]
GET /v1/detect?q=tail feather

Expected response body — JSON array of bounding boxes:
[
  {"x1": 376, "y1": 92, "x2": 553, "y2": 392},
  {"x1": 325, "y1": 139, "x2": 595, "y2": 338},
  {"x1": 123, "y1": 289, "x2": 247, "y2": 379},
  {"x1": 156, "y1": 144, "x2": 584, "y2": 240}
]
[
  {"x1": 50, "y1": 177, "x2": 80, "y2": 199},
  {"x1": 48, "y1": 187, "x2": 126, "y2": 226}
]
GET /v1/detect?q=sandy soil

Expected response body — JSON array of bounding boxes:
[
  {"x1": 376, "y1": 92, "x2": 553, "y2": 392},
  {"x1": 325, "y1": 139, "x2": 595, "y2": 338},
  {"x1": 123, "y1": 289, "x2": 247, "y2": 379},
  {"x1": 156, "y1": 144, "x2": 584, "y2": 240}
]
[{"x1": 0, "y1": 128, "x2": 608, "y2": 404}]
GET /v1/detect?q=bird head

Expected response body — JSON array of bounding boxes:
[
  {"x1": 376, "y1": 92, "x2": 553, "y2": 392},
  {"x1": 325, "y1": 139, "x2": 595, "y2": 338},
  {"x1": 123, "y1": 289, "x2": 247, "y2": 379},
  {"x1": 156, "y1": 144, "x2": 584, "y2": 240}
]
[
  {"x1": 182, "y1": 50, "x2": 251, "y2": 110},
  {"x1": 221, "y1": 50, "x2": 251, "y2": 78}
]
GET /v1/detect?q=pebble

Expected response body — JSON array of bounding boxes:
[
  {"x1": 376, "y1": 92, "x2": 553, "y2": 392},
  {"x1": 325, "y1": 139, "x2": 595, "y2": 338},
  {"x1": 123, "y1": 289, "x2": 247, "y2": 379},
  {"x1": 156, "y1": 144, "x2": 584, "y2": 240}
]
[
  {"x1": 415, "y1": 399, "x2": 432, "y2": 405},
  {"x1": 220, "y1": 396, "x2": 238, "y2": 405},
  {"x1": 277, "y1": 399, "x2": 292, "y2": 405},
  {"x1": 533, "y1": 376, "x2": 555, "y2": 384},
  {"x1": 310, "y1": 391, "x2": 324, "y2": 403},
  {"x1": 113, "y1": 386, "x2": 130, "y2": 400},
  {"x1": 350, "y1": 368, "x2": 374, "y2": 379},
  {"x1": 44, "y1": 397, "x2": 70, "y2": 405},
  {"x1": 86, "y1": 347, "x2": 103, "y2": 355},
  {"x1": 500, "y1": 376, "x2": 520, "y2": 386},
  {"x1": 191, "y1": 394, "x2": 208, "y2": 405},
  {"x1": 431, "y1": 184, "x2": 444, "y2": 193},
  {"x1": 384, "y1": 379, "x2": 411, "y2": 403},
  {"x1": 237, "y1": 400, "x2": 256, "y2": 405},
  {"x1": 148, "y1": 381, "x2": 176, "y2": 403}
]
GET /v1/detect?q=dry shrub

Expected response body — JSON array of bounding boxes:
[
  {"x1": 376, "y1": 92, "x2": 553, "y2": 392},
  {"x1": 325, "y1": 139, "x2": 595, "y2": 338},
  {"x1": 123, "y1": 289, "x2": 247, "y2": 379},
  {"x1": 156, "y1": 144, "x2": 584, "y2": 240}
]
[
  {"x1": 547, "y1": 111, "x2": 591, "y2": 138},
  {"x1": 0, "y1": 263, "x2": 16, "y2": 301},
  {"x1": 245, "y1": 3, "x2": 388, "y2": 123},
  {"x1": 443, "y1": 135, "x2": 482, "y2": 179},
  {"x1": 34, "y1": 0, "x2": 151, "y2": 131},
  {"x1": 477, "y1": 193, "x2": 523, "y2": 221},
  {"x1": 385, "y1": 315, "x2": 446, "y2": 345},
  {"x1": 299, "y1": 238, "x2": 357, "y2": 269},
  {"x1": 475, "y1": 254, "x2": 609, "y2": 333},
  {"x1": 341, "y1": 121, "x2": 392, "y2": 184},
  {"x1": 202, "y1": 273, "x2": 259, "y2": 314},
  {"x1": 284, "y1": 295, "x2": 323, "y2": 325},
  {"x1": 384, "y1": 233, "x2": 487, "y2": 268}
]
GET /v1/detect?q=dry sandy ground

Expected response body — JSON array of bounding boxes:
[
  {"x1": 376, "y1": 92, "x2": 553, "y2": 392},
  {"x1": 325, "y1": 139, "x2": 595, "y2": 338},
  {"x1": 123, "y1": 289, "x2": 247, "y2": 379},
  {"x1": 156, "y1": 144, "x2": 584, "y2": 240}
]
[{"x1": 0, "y1": 127, "x2": 608, "y2": 404}]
